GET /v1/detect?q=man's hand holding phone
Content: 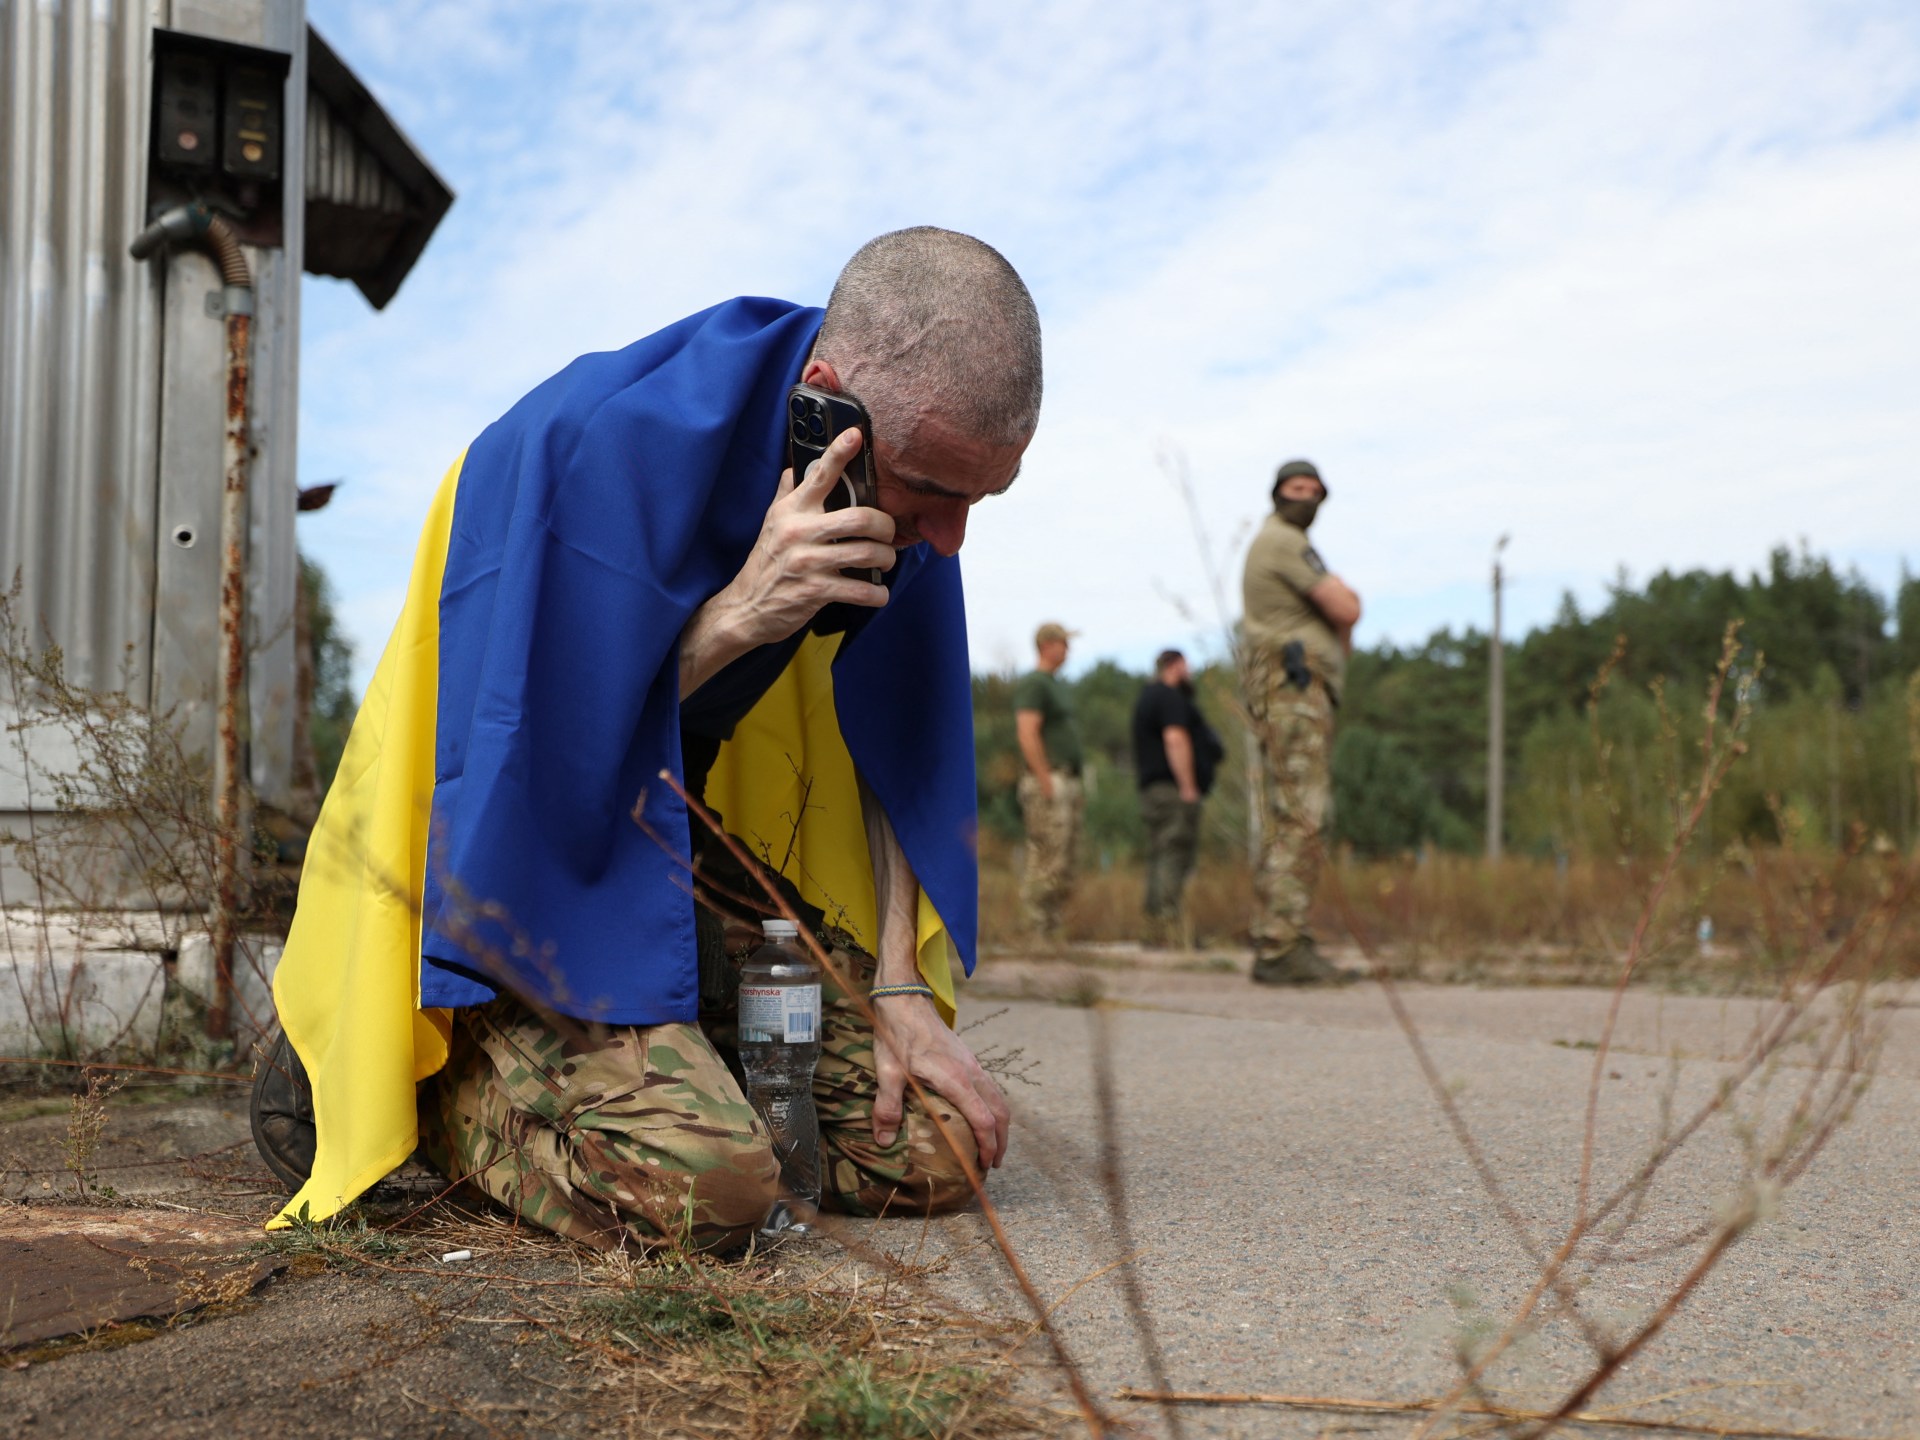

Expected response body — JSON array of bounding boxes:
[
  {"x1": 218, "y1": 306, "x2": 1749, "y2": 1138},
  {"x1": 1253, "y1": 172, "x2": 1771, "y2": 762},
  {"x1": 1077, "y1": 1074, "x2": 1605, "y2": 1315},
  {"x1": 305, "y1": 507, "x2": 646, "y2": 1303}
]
[{"x1": 677, "y1": 427, "x2": 893, "y2": 698}]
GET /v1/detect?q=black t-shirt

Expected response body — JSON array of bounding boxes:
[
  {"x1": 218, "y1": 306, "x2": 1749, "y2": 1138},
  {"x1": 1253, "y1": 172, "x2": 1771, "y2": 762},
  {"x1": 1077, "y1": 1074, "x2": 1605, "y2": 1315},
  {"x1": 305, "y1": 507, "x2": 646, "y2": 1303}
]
[{"x1": 1131, "y1": 681, "x2": 1223, "y2": 794}]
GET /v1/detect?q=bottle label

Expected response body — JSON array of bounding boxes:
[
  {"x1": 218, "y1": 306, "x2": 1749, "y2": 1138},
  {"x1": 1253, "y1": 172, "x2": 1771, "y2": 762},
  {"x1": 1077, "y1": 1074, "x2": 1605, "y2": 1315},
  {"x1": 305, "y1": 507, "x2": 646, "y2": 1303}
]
[{"x1": 739, "y1": 984, "x2": 820, "y2": 1043}]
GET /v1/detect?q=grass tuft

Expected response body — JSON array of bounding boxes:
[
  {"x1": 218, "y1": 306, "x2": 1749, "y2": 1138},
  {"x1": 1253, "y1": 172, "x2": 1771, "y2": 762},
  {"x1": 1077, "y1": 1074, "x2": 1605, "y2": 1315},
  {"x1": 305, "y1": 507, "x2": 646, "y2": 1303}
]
[
  {"x1": 803, "y1": 1355, "x2": 979, "y2": 1440},
  {"x1": 257, "y1": 1205, "x2": 409, "y2": 1269},
  {"x1": 567, "y1": 1250, "x2": 1041, "y2": 1437},
  {"x1": 582, "y1": 1262, "x2": 814, "y2": 1347}
]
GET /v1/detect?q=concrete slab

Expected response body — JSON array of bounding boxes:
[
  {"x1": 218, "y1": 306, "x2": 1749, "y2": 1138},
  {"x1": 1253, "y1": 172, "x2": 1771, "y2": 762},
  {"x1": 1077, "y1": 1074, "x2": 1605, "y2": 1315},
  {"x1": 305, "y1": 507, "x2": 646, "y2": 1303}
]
[
  {"x1": 0, "y1": 910, "x2": 286, "y2": 1060},
  {"x1": 0, "y1": 944, "x2": 165, "y2": 1058},
  {"x1": 175, "y1": 933, "x2": 284, "y2": 1051}
]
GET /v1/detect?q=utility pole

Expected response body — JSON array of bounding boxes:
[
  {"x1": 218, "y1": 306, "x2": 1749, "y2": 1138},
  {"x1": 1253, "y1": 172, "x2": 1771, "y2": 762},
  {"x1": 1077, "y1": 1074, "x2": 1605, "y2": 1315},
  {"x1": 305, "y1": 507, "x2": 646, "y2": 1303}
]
[{"x1": 1487, "y1": 534, "x2": 1509, "y2": 863}]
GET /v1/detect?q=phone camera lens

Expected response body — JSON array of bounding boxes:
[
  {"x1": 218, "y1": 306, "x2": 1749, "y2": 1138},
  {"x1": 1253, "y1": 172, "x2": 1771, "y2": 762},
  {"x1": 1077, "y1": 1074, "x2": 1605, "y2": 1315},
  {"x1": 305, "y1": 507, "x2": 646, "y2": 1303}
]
[
  {"x1": 790, "y1": 418, "x2": 810, "y2": 443},
  {"x1": 789, "y1": 395, "x2": 808, "y2": 420},
  {"x1": 807, "y1": 413, "x2": 827, "y2": 438}
]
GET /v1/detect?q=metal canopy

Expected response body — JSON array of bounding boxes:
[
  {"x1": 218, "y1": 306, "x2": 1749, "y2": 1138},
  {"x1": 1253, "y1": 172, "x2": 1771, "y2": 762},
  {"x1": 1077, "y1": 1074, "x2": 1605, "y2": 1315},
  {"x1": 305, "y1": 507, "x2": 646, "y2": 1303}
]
[{"x1": 303, "y1": 25, "x2": 453, "y2": 310}]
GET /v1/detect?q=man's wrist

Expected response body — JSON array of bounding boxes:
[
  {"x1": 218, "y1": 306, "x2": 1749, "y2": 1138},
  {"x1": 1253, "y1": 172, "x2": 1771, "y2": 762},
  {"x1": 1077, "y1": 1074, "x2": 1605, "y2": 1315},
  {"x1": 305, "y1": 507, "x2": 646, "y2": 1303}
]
[
  {"x1": 873, "y1": 945, "x2": 922, "y2": 988},
  {"x1": 871, "y1": 981, "x2": 936, "y2": 1001}
]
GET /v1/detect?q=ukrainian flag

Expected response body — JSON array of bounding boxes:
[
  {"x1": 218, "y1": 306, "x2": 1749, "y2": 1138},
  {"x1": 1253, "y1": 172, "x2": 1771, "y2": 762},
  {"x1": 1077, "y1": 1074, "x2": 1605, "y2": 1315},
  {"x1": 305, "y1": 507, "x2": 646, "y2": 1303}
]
[{"x1": 271, "y1": 298, "x2": 979, "y2": 1226}]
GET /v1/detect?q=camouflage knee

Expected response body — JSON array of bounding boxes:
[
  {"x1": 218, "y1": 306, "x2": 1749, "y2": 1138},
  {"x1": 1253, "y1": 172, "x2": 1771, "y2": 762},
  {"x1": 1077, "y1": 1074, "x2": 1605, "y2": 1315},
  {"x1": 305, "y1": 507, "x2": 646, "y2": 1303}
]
[
  {"x1": 813, "y1": 947, "x2": 981, "y2": 1218},
  {"x1": 420, "y1": 1000, "x2": 779, "y2": 1252}
]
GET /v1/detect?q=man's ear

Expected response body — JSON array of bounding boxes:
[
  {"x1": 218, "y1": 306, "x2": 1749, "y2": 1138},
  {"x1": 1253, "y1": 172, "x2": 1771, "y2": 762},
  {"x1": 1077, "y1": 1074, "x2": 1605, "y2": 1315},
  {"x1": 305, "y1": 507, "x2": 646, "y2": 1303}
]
[{"x1": 801, "y1": 357, "x2": 842, "y2": 392}]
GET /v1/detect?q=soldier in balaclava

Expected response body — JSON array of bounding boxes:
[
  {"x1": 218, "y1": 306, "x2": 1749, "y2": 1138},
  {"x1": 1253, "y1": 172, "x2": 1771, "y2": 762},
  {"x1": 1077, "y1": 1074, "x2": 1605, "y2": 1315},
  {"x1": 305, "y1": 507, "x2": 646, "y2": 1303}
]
[{"x1": 1240, "y1": 459, "x2": 1363, "y2": 984}]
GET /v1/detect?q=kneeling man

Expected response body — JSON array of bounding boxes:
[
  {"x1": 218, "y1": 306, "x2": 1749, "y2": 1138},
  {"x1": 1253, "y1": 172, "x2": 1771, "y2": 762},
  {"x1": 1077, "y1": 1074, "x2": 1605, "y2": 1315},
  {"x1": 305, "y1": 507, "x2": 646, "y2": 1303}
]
[{"x1": 255, "y1": 228, "x2": 1036, "y2": 1250}]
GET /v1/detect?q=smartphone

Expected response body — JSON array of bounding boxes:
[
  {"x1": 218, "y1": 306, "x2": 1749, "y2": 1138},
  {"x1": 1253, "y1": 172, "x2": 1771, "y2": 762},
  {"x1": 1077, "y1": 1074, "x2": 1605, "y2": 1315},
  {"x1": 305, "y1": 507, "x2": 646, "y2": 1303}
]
[{"x1": 786, "y1": 382, "x2": 881, "y2": 584}]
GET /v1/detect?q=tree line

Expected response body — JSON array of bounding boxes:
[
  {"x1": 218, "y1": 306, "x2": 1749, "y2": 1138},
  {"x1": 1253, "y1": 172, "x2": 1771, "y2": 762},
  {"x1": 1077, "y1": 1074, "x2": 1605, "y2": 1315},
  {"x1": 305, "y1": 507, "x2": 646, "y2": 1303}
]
[{"x1": 974, "y1": 547, "x2": 1920, "y2": 862}]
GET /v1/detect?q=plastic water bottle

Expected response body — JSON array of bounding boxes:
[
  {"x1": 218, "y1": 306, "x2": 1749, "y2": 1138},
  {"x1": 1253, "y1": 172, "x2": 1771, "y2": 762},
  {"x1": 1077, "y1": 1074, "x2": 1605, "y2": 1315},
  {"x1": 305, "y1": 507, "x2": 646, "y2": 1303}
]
[{"x1": 738, "y1": 918, "x2": 822, "y2": 1230}]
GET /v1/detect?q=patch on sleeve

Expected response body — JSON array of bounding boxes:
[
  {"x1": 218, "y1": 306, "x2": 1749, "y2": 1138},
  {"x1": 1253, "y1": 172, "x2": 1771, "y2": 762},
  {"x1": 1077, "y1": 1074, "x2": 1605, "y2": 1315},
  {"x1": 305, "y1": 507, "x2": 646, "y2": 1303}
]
[{"x1": 1303, "y1": 546, "x2": 1328, "y2": 575}]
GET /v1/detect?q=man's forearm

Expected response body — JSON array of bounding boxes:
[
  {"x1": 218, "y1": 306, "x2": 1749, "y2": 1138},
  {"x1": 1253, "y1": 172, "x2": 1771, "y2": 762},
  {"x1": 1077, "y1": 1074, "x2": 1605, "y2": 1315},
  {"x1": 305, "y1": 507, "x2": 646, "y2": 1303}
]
[
  {"x1": 1015, "y1": 714, "x2": 1052, "y2": 785},
  {"x1": 861, "y1": 778, "x2": 922, "y2": 987},
  {"x1": 1163, "y1": 727, "x2": 1198, "y2": 798},
  {"x1": 677, "y1": 591, "x2": 752, "y2": 698}
]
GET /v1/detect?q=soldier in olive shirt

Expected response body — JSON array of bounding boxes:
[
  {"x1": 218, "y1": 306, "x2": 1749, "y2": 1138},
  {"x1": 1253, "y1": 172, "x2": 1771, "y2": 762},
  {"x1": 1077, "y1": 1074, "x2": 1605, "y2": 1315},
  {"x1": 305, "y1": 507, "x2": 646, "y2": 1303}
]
[
  {"x1": 1240, "y1": 459, "x2": 1362, "y2": 984},
  {"x1": 1013, "y1": 621, "x2": 1084, "y2": 942}
]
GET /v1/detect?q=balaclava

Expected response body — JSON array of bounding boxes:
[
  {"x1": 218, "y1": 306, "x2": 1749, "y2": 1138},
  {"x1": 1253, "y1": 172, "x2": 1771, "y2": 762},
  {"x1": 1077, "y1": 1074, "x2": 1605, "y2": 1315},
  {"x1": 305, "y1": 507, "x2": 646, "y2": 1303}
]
[{"x1": 1271, "y1": 458, "x2": 1326, "y2": 530}]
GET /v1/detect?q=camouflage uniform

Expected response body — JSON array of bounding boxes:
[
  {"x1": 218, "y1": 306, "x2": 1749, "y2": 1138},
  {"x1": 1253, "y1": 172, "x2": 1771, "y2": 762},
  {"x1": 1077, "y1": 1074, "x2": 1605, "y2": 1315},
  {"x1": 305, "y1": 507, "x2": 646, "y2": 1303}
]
[
  {"x1": 419, "y1": 825, "x2": 980, "y2": 1252},
  {"x1": 1017, "y1": 771, "x2": 1083, "y2": 940},
  {"x1": 1242, "y1": 645, "x2": 1335, "y2": 954},
  {"x1": 418, "y1": 1001, "x2": 779, "y2": 1252},
  {"x1": 1241, "y1": 505, "x2": 1344, "y2": 965}
]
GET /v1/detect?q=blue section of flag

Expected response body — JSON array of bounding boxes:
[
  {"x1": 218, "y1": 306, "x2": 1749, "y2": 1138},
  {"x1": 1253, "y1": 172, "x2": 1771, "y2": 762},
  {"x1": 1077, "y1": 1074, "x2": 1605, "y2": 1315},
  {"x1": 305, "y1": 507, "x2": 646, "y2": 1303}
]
[{"x1": 415, "y1": 297, "x2": 978, "y2": 1023}]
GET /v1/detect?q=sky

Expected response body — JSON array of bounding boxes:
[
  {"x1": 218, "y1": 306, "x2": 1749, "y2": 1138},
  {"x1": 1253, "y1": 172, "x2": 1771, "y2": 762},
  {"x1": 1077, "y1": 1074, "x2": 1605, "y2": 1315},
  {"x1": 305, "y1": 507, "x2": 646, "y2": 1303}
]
[{"x1": 297, "y1": 0, "x2": 1920, "y2": 688}]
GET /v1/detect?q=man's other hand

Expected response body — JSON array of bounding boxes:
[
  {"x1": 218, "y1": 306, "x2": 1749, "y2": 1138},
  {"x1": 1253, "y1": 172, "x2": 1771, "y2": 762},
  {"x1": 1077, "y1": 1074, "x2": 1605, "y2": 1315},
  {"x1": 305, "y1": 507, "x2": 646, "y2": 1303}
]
[
  {"x1": 680, "y1": 429, "x2": 895, "y2": 696},
  {"x1": 871, "y1": 993, "x2": 1010, "y2": 1173}
]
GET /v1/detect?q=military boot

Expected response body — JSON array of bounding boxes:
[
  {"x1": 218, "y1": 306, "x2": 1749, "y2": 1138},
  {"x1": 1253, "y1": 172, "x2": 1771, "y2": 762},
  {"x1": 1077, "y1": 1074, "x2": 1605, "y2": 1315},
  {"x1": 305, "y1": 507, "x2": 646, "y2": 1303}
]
[
  {"x1": 1250, "y1": 938, "x2": 1356, "y2": 986},
  {"x1": 250, "y1": 1028, "x2": 317, "y2": 1192}
]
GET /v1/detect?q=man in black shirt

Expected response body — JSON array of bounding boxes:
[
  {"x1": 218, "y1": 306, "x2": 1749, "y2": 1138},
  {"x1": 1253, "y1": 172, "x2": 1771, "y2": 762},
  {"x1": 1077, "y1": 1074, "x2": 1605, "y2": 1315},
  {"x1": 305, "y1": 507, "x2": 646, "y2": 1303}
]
[{"x1": 1131, "y1": 649, "x2": 1223, "y2": 946}]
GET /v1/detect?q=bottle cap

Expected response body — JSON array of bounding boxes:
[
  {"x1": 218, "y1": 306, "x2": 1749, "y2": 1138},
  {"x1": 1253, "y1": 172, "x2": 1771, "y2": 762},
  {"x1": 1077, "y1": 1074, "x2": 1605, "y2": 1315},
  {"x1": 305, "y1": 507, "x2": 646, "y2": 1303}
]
[{"x1": 762, "y1": 919, "x2": 800, "y2": 940}]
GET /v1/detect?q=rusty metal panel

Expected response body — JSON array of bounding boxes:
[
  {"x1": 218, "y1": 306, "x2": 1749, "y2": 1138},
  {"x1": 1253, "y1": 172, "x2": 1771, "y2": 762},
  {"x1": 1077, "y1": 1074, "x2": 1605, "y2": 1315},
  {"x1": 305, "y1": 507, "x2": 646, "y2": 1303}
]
[
  {"x1": 0, "y1": 0, "x2": 166, "y2": 701},
  {"x1": 0, "y1": 1208, "x2": 282, "y2": 1347}
]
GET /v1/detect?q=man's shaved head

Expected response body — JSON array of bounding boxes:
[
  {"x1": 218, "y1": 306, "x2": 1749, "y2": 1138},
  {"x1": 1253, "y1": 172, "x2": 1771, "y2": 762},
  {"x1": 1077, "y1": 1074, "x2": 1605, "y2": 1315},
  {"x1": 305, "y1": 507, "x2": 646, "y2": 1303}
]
[{"x1": 816, "y1": 227, "x2": 1043, "y2": 448}]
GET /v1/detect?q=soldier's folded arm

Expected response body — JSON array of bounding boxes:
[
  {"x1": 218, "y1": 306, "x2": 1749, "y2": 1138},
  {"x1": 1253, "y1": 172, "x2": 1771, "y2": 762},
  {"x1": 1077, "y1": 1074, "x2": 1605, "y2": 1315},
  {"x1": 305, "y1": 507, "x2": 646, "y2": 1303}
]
[{"x1": 1306, "y1": 574, "x2": 1362, "y2": 652}]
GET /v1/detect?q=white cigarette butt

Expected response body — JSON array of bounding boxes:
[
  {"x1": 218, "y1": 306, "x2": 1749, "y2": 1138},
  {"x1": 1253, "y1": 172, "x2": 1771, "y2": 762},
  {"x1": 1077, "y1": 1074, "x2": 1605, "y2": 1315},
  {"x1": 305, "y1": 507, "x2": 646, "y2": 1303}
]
[{"x1": 440, "y1": 1249, "x2": 473, "y2": 1263}]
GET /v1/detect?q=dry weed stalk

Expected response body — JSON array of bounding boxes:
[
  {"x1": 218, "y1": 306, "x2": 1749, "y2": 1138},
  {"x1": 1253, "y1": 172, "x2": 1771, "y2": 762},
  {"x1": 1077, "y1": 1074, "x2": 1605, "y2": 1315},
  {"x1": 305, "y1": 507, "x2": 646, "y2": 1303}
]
[{"x1": 59, "y1": 1066, "x2": 127, "y2": 1199}]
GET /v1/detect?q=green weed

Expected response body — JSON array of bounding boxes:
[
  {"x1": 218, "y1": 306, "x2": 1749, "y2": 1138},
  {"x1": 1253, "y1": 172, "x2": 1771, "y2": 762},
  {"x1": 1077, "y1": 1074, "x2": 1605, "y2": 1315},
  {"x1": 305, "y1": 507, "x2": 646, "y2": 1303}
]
[{"x1": 803, "y1": 1355, "x2": 978, "y2": 1440}]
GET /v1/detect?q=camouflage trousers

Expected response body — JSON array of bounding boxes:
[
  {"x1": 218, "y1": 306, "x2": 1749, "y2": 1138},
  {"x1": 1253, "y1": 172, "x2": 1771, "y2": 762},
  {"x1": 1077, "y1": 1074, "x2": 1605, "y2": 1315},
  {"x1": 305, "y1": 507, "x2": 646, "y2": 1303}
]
[
  {"x1": 1139, "y1": 781, "x2": 1200, "y2": 932},
  {"x1": 418, "y1": 946, "x2": 980, "y2": 1254},
  {"x1": 1017, "y1": 770, "x2": 1083, "y2": 940},
  {"x1": 1244, "y1": 648, "x2": 1335, "y2": 953}
]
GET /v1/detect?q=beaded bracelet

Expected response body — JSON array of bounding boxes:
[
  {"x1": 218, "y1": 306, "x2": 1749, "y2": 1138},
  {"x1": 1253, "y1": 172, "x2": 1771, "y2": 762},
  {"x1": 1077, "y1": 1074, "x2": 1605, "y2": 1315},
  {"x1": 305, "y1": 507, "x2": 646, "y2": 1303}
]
[{"x1": 869, "y1": 982, "x2": 936, "y2": 1000}]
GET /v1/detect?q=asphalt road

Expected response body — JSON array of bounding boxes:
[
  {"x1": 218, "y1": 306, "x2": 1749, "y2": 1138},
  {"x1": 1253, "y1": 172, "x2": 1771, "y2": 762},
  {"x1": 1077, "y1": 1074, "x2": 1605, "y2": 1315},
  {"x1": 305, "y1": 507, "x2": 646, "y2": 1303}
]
[
  {"x1": 6, "y1": 955, "x2": 1916, "y2": 1439},
  {"x1": 876, "y1": 955, "x2": 1920, "y2": 1439}
]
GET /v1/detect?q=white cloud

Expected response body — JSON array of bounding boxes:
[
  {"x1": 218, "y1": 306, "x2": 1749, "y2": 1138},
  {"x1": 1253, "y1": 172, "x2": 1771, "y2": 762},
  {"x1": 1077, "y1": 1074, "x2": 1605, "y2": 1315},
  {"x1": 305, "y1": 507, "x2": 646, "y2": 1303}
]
[{"x1": 297, "y1": 0, "x2": 1920, "y2": 687}]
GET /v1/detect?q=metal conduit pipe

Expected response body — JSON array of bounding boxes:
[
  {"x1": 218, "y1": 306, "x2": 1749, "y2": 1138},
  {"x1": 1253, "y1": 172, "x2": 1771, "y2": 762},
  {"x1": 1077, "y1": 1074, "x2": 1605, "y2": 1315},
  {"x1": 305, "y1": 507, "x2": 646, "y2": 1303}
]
[{"x1": 130, "y1": 203, "x2": 255, "y2": 1041}]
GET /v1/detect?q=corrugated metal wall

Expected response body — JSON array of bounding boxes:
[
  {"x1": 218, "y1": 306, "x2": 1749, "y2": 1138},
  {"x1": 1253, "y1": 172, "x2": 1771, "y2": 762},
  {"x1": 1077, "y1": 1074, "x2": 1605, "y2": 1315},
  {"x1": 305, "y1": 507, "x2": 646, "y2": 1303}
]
[
  {"x1": 1, "y1": 0, "x2": 302, "y2": 829},
  {"x1": 306, "y1": 87, "x2": 407, "y2": 215},
  {"x1": 0, "y1": 0, "x2": 166, "y2": 698}
]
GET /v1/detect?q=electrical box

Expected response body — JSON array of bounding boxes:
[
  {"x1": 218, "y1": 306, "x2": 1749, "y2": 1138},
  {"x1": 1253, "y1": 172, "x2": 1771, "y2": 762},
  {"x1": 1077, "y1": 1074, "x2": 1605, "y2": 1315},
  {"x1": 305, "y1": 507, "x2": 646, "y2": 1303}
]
[
  {"x1": 222, "y1": 64, "x2": 284, "y2": 182},
  {"x1": 154, "y1": 49, "x2": 220, "y2": 171},
  {"x1": 147, "y1": 30, "x2": 290, "y2": 239}
]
